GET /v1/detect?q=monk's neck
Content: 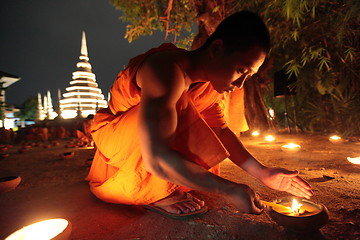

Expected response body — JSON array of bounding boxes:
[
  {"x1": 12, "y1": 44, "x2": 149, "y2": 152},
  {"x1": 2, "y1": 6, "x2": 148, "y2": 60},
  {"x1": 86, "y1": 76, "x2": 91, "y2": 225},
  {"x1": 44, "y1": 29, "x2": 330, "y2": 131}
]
[{"x1": 176, "y1": 49, "x2": 209, "y2": 86}]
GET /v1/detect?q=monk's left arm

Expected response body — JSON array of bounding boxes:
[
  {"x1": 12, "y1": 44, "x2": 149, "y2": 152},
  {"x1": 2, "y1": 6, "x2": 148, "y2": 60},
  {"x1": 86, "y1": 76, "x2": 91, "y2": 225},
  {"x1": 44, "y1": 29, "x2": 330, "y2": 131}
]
[{"x1": 211, "y1": 126, "x2": 266, "y2": 179}]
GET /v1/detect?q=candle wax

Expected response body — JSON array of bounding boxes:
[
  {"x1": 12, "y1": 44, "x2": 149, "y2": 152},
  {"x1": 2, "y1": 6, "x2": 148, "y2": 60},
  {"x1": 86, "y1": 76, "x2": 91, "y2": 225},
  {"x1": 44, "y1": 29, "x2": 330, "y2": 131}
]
[{"x1": 273, "y1": 201, "x2": 322, "y2": 217}]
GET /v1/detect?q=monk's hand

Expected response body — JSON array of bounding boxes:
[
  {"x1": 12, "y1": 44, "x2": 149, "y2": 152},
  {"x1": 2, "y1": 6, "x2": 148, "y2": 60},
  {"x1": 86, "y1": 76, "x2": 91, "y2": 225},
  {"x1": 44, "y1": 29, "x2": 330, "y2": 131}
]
[
  {"x1": 228, "y1": 184, "x2": 264, "y2": 215},
  {"x1": 260, "y1": 167, "x2": 313, "y2": 199}
]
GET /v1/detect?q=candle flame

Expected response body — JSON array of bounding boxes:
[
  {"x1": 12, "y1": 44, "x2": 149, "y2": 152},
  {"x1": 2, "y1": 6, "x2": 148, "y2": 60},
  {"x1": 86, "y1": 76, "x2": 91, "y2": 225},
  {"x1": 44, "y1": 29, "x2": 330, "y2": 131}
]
[
  {"x1": 281, "y1": 143, "x2": 301, "y2": 153},
  {"x1": 282, "y1": 143, "x2": 300, "y2": 149},
  {"x1": 291, "y1": 199, "x2": 303, "y2": 215},
  {"x1": 330, "y1": 135, "x2": 341, "y2": 140},
  {"x1": 6, "y1": 219, "x2": 69, "y2": 240},
  {"x1": 265, "y1": 135, "x2": 275, "y2": 142},
  {"x1": 347, "y1": 157, "x2": 360, "y2": 165},
  {"x1": 252, "y1": 131, "x2": 260, "y2": 136}
]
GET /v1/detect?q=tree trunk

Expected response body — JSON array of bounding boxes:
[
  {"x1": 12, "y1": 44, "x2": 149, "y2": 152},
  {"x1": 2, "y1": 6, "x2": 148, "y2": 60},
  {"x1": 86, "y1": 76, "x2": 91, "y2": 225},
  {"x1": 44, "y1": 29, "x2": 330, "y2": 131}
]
[{"x1": 244, "y1": 79, "x2": 275, "y2": 132}]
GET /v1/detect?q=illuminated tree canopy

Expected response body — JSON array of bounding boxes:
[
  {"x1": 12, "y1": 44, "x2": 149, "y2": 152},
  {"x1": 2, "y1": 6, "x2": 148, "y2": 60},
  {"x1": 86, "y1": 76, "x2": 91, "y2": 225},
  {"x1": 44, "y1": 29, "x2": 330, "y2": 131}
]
[{"x1": 111, "y1": 0, "x2": 360, "y2": 135}]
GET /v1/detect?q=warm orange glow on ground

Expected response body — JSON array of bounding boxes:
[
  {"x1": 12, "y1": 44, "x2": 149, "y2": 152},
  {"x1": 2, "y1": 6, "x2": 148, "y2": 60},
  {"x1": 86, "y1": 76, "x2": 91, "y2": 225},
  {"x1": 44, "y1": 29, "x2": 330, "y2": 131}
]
[
  {"x1": 264, "y1": 135, "x2": 275, "y2": 142},
  {"x1": 347, "y1": 157, "x2": 360, "y2": 165},
  {"x1": 251, "y1": 131, "x2": 260, "y2": 136},
  {"x1": 281, "y1": 143, "x2": 301, "y2": 153},
  {"x1": 329, "y1": 135, "x2": 344, "y2": 143},
  {"x1": 6, "y1": 219, "x2": 70, "y2": 240}
]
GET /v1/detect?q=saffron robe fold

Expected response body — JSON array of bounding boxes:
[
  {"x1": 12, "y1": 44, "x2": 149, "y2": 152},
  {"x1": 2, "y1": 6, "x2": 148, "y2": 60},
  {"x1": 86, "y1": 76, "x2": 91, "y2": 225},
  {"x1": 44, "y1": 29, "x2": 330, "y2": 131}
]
[{"x1": 87, "y1": 43, "x2": 231, "y2": 205}]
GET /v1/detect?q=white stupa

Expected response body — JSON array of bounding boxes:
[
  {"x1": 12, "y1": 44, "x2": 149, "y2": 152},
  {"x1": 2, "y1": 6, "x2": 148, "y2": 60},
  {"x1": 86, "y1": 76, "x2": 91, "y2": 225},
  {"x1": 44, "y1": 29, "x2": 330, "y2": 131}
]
[
  {"x1": 37, "y1": 91, "x2": 57, "y2": 120},
  {"x1": 36, "y1": 93, "x2": 45, "y2": 120},
  {"x1": 59, "y1": 31, "x2": 107, "y2": 119}
]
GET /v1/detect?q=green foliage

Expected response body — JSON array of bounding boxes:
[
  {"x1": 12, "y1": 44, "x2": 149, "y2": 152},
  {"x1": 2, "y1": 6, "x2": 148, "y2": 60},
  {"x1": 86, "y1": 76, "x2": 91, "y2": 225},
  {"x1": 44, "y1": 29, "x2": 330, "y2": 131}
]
[
  {"x1": 15, "y1": 96, "x2": 38, "y2": 120},
  {"x1": 297, "y1": 87, "x2": 360, "y2": 137},
  {"x1": 111, "y1": 0, "x2": 196, "y2": 45},
  {"x1": 110, "y1": 0, "x2": 360, "y2": 135},
  {"x1": 260, "y1": 0, "x2": 360, "y2": 136}
]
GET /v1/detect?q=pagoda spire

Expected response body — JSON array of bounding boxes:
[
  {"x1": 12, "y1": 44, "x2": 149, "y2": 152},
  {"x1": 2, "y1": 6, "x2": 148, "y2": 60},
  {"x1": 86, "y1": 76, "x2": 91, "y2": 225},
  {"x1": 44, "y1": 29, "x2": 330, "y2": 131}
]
[
  {"x1": 36, "y1": 93, "x2": 45, "y2": 120},
  {"x1": 81, "y1": 31, "x2": 88, "y2": 57},
  {"x1": 60, "y1": 31, "x2": 108, "y2": 119},
  {"x1": 47, "y1": 90, "x2": 58, "y2": 120}
]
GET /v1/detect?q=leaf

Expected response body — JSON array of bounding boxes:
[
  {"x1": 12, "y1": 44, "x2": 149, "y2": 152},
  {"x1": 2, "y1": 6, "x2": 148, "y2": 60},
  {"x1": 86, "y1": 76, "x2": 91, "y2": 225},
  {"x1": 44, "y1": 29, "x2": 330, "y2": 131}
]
[
  {"x1": 311, "y1": 6, "x2": 315, "y2": 18},
  {"x1": 344, "y1": 48, "x2": 355, "y2": 63},
  {"x1": 212, "y1": 5, "x2": 220, "y2": 13},
  {"x1": 316, "y1": 81, "x2": 327, "y2": 95},
  {"x1": 318, "y1": 56, "x2": 331, "y2": 71},
  {"x1": 291, "y1": 29, "x2": 299, "y2": 41},
  {"x1": 284, "y1": 59, "x2": 301, "y2": 77}
]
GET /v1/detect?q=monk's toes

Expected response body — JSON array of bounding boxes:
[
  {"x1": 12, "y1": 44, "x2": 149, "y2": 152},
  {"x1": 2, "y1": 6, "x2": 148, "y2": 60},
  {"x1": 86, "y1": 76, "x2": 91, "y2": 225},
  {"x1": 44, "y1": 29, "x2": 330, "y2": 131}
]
[
  {"x1": 162, "y1": 205, "x2": 182, "y2": 214},
  {"x1": 187, "y1": 194, "x2": 205, "y2": 207}
]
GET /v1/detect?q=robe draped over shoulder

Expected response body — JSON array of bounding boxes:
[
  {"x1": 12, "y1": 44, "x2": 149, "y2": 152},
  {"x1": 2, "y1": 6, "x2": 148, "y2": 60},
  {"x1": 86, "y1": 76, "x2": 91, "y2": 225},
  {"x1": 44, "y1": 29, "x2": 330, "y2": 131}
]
[{"x1": 87, "y1": 43, "x2": 231, "y2": 205}]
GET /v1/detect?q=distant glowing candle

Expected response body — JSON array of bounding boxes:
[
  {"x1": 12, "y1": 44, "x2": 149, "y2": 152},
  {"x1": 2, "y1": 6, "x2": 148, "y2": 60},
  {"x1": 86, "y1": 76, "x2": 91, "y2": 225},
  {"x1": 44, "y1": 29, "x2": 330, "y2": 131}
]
[
  {"x1": 329, "y1": 135, "x2": 344, "y2": 143},
  {"x1": 347, "y1": 157, "x2": 360, "y2": 165},
  {"x1": 281, "y1": 143, "x2": 301, "y2": 153},
  {"x1": 265, "y1": 135, "x2": 275, "y2": 142},
  {"x1": 269, "y1": 108, "x2": 275, "y2": 119},
  {"x1": 252, "y1": 131, "x2": 260, "y2": 136},
  {"x1": 5, "y1": 218, "x2": 71, "y2": 240}
]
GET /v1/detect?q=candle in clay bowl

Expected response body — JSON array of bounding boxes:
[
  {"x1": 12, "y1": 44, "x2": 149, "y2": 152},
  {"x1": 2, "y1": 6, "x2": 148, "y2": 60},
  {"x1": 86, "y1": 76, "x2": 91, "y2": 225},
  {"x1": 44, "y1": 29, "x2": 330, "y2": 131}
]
[
  {"x1": 329, "y1": 135, "x2": 344, "y2": 144},
  {"x1": 281, "y1": 143, "x2": 301, "y2": 153},
  {"x1": 267, "y1": 197, "x2": 329, "y2": 233}
]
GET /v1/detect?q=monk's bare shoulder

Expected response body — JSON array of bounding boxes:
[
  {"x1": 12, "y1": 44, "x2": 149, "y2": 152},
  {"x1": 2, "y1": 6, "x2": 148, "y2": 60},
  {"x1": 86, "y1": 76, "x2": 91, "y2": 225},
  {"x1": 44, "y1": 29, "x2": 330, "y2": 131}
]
[{"x1": 136, "y1": 51, "x2": 186, "y2": 103}]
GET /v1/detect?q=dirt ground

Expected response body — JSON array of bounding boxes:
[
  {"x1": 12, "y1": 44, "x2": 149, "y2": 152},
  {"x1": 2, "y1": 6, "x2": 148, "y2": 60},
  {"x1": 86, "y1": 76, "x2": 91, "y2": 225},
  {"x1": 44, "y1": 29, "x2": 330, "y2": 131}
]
[{"x1": 0, "y1": 133, "x2": 359, "y2": 240}]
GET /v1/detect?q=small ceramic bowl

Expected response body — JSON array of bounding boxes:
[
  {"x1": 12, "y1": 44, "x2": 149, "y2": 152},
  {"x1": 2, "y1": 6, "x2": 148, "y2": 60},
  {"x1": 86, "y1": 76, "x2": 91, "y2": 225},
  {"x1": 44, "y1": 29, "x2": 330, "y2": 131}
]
[
  {"x1": 281, "y1": 143, "x2": 301, "y2": 153},
  {"x1": 329, "y1": 136, "x2": 345, "y2": 144},
  {"x1": 269, "y1": 197, "x2": 329, "y2": 233},
  {"x1": 60, "y1": 152, "x2": 74, "y2": 160},
  {"x1": 0, "y1": 176, "x2": 21, "y2": 193}
]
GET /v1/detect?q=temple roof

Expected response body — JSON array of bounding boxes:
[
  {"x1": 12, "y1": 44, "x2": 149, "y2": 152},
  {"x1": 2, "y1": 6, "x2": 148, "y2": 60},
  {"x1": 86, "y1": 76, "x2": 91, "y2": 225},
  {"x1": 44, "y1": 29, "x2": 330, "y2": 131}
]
[{"x1": 0, "y1": 71, "x2": 21, "y2": 88}]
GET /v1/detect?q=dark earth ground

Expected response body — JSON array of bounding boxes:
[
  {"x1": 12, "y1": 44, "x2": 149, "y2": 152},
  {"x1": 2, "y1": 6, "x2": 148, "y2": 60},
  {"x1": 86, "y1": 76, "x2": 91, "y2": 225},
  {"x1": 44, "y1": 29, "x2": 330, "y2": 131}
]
[{"x1": 0, "y1": 133, "x2": 359, "y2": 240}]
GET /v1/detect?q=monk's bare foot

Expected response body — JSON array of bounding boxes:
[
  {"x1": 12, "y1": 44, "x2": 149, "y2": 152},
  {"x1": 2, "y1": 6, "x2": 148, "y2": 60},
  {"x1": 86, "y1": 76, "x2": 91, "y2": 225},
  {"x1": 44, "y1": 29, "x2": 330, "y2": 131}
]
[{"x1": 151, "y1": 190, "x2": 205, "y2": 214}]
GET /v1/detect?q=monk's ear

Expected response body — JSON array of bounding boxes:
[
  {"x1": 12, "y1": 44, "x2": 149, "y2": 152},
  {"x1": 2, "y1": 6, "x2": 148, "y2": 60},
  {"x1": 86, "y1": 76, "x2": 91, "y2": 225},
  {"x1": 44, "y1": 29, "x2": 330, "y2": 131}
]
[{"x1": 209, "y1": 39, "x2": 224, "y2": 59}]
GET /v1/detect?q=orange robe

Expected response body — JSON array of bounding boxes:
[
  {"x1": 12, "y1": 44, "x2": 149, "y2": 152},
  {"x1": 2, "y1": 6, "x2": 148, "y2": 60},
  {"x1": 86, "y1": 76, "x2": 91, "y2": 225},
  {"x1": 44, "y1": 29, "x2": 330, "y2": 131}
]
[
  {"x1": 222, "y1": 89, "x2": 249, "y2": 134},
  {"x1": 87, "y1": 43, "x2": 232, "y2": 205}
]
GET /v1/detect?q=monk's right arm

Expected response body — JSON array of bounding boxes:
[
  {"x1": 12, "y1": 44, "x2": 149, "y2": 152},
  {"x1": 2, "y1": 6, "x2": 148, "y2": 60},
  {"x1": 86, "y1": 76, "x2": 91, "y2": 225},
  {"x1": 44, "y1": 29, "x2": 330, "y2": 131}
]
[{"x1": 136, "y1": 56, "x2": 262, "y2": 213}]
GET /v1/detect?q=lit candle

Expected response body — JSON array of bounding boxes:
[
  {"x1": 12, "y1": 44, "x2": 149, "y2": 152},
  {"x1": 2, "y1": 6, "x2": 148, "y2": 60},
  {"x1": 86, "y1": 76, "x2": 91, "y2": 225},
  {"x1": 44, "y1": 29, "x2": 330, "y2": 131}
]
[
  {"x1": 263, "y1": 199, "x2": 303, "y2": 216},
  {"x1": 262, "y1": 200, "x2": 291, "y2": 213},
  {"x1": 265, "y1": 135, "x2": 275, "y2": 142},
  {"x1": 329, "y1": 135, "x2": 344, "y2": 144},
  {"x1": 252, "y1": 131, "x2": 260, "y2": 137},
  {"x1": 268, "y1": 198, "x2": 329, "y2": 233},
  {"x1": 281, "y1": 143, "x2": 301, "y2": 153},
  {"x1": 290, "y1": 199, "x2": 303, "y2": 215},
  {"x1": 347, "y1": 157, "x2": 360, "y2": 165},
  {"x1": 273, "y1": 199, "x2": 322, "y2": 217},
  {"x1": 5, "y1": 218, "x2": 71, "y2": 240}
]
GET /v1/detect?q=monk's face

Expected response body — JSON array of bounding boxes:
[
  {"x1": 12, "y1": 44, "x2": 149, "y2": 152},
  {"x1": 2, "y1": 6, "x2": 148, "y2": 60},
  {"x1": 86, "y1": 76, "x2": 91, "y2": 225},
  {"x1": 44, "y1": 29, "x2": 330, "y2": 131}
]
[{"x1": 206, "y1": 43, "x2": 266, "y2": 93}]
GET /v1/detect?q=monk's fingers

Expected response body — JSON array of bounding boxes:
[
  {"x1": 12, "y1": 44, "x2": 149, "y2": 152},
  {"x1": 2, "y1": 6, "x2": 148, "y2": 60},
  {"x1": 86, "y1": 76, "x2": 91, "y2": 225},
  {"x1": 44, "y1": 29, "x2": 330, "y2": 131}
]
[
  {"x1": 291, "y1": 179, "x2": 313, "y2": 198},
  {"x1": 251, "y1": 202, "x2": 264, "y2": 215},
  {"x1": 293, "y1": 176, "x2": 312, "y2": 190},
  {"x1": 286, "y1": 183, "x2": 312, "y2": 199},
  {"x1": 286, "y1": 187, "x2": 303, "y2": 198},
  {"x1": 254, "y1": 192, "x2": 265, "y2": 211}
]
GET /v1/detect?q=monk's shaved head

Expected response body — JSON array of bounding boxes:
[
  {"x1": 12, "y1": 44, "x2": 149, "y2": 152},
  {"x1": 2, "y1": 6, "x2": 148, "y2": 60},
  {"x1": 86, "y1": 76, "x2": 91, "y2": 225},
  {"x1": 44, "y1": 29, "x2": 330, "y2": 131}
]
[{"x1": 200, "y1": 11, "x2": 270, "y2": 55}]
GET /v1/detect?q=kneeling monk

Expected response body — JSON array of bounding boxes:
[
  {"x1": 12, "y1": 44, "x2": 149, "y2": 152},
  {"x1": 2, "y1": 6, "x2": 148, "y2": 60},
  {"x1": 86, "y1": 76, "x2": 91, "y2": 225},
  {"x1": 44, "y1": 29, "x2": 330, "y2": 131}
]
[{"x1": 87, "y1": 11, "x2": 313, "y2": 219}]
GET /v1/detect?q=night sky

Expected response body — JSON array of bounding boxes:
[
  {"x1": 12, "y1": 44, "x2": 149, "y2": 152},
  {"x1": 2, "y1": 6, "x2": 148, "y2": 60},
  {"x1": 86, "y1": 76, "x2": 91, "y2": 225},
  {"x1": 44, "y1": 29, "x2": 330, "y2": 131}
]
[{"x1": 0, "y1": 0, "x2": 167, "y2": 106}]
